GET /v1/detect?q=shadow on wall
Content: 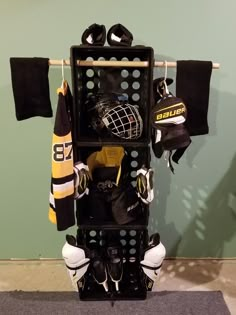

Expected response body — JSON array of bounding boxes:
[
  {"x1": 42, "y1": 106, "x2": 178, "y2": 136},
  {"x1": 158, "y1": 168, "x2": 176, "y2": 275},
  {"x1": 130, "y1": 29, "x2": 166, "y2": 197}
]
[
  {"x1": 148, "y1": 53, "x2": 182, "y2": 256},
  {"x1": 154, "y1": 153, "x2": 236, "y2": 293},
  {"x1": 150, "y1": 153, "x2": 236, "y2": 296},
  {"x1": 149, "y1": 54, "x2": 222, "y2": 256},
  {"x1": 177, "y1": 152, "x2": 236, "y2": 258},
  {"x1": 149, "y1": 157, "x2": 181, "y2": 256},
  {"x1": 185, "y1": 86, "x2": 219, "y2": 168},
  {"x1": 152, "y1": 60, "x2": 236, "y2": 294},
  {"x1": 149, "y1": 58, "x2": 236, "y2": 289}
]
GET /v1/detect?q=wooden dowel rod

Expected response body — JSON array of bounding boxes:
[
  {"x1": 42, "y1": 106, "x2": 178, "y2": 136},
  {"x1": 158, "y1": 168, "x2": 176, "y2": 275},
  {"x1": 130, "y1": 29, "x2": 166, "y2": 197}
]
[{"x1": 49, "y1": 59, "x2": 220, "y2": 69}]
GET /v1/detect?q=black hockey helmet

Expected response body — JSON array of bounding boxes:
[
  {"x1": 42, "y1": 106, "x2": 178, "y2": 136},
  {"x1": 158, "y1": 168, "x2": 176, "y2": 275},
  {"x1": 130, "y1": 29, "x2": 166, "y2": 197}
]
[
  {"x1": 86, "y1": 93, "x2": 143, "y2": 139},
  {"x1": 86, "y1": 93, "x2": 126, "y2": 133}
]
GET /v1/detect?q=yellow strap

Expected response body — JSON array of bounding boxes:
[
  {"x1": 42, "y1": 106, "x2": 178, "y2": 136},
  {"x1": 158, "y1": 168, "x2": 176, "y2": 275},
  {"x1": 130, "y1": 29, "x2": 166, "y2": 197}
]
[{"x1": 87, "y1": 146, "x2": 125, "y2": 179}]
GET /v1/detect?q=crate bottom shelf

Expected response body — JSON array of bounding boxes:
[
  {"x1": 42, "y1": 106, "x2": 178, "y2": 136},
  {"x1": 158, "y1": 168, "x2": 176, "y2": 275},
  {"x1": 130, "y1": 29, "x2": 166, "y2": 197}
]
[{"x1": 79, "y1": 264, "x2": 147, "y2": 301}]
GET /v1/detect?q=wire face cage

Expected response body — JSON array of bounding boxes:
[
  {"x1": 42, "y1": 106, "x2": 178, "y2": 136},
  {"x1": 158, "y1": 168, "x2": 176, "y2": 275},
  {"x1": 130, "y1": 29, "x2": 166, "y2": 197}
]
[
  {"x1": 70, "y1": 46, "x2": 154, "y2": 145},
  {"x1": 102, "y1": 103, "x2": 143, "y2": 140}
]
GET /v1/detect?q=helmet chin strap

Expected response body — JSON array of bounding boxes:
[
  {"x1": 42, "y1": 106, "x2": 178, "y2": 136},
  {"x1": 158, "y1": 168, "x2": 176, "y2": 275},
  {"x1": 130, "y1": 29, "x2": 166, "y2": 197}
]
[{"x1": 102, "y1": 103, "x2": 143, "y2": 140}]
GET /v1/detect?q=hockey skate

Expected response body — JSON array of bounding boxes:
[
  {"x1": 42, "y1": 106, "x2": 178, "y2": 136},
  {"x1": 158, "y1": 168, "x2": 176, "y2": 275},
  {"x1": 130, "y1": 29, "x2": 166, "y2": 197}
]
[{"x1": 106, "y1": 246, "x2": 123, "y2": 292}]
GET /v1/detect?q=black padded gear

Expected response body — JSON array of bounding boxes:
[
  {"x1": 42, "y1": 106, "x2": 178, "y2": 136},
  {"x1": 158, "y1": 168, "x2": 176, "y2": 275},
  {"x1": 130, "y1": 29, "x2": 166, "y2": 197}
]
[
  {"x1": 86, "y1": 93, "x2": 143, "y2": 139},
  {"x1": 107, "y1": 23, "x2": 133, "y2": 47},
  {"x1": 81, "y1": 23, "x2": 106, "y2": 46}
]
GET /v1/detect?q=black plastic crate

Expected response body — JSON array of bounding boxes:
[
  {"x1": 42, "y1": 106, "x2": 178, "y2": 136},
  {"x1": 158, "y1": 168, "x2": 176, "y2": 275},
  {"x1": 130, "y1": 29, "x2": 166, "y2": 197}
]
[
  {"x1": 69, "y1": 46, "x2": 154, "y2": 301},
  {"x1": 77, "y1": 227, "x2": 148, "y2": 300},
  {"x1": 74, "y1": 146, "x2": 151, "y2": 227},
  {"x1": 70, "y1": 46, "x2": 154, "y2": 146}
]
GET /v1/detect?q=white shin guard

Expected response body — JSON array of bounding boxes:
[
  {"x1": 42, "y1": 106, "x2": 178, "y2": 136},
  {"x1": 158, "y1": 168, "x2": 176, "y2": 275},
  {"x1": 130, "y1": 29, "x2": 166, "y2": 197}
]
[
  {"x1": 62, "y1": 235, "x2": 90, "y2": 291},
  {"x1": 140, "y1": 233, "x2": 166, "y2": 291}
]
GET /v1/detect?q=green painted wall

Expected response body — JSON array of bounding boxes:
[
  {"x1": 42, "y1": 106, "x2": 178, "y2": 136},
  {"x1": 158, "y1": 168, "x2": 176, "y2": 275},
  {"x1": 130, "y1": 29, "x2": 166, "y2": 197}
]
[{"x1": 0, "y1": 0, "x2": 236, "y2": 259}]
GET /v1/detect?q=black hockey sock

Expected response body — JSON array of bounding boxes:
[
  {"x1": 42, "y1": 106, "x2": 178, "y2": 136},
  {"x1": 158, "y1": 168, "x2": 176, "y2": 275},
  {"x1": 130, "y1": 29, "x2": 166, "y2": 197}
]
[
  {"x1": 176, "y1": 60, "x2": 212, "y2": 136},
  {"x1": 10, "y1": 57, "x2": 52, "y2": 121}
]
